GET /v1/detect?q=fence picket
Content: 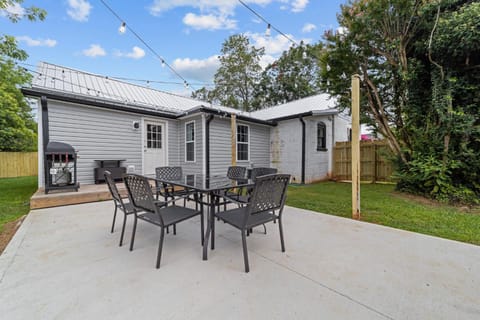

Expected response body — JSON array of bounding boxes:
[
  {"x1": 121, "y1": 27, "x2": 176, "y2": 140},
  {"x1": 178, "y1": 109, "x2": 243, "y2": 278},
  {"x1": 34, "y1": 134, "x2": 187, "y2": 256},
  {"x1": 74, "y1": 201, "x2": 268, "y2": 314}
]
[
  {"x1": 0, "y1": 152, "x2": 38, "y2": 178},
  {"x1": 333, "y1": 141, "x2": 394, "y2": 182}
]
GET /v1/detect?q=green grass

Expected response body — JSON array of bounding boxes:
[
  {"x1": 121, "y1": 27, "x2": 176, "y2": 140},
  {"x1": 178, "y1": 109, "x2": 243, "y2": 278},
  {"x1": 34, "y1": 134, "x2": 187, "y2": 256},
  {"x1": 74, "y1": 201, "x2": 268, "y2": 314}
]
[
  {"x1": 286, "y1": 182, "x2": 480, "y2": 245},
  {"x1": 0, "y1": 176, "x2": 37, "y2": 233}
]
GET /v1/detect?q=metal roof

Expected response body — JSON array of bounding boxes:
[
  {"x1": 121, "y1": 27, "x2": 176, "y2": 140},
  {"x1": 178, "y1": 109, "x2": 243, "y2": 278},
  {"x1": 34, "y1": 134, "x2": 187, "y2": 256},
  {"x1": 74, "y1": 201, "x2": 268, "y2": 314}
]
[
  {"x1": 249, "y1": 94, "x2": 338, "y2": 120},
  {"x1": 25, "y1": 62, "x2": 341, "y2": 123},
  {"x1": 29, "y1": 62, "x2": 248, "y2": 117}
]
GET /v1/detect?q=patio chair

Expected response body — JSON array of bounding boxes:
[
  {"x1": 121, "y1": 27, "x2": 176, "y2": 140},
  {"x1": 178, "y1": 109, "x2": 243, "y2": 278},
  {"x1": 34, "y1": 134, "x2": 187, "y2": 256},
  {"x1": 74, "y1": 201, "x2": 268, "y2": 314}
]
[
  {"x1": 104, "y1": 170, "x2": 144, "y2": 247},
  {"x1": 213, "y1": 173, "x2": 290, "y2": 272},
  {"x1": 217, "y1": 166, "x2": 247, "y2": 211},
  {"x1": 155, "y1": 166, "x2": 183, "y2": 201},
  {"x1": 124, "y1": 174, "x2": 203, "y2": 269}
]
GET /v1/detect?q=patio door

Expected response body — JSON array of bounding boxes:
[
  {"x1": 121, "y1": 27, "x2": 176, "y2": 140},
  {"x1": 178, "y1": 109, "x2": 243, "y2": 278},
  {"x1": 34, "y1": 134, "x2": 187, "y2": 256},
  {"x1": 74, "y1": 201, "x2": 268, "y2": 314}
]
[{"x1": 143, "y1": 120, "x2": 166, "y2": 175}]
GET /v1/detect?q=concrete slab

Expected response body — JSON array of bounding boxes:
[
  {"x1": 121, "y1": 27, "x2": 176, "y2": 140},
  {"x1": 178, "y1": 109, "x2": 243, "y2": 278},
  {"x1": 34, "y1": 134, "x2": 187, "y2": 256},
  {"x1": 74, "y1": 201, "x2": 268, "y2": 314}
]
[{"x1": 0, "y1": 202, "x2": 479, "y2": 319}]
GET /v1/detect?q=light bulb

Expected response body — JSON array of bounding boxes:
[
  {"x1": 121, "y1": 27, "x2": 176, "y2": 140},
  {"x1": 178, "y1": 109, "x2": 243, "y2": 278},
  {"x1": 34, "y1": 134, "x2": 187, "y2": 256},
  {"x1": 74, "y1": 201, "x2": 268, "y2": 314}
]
[
  {"x1": 161, "y1": 59, "x2": 165, "y2": 68},
  {"x1": 265, "y1": 24, "x2": 271, "y2": 37},
  {"x1": 118, "y1": 22, "x2": 126, "y2": 34}
]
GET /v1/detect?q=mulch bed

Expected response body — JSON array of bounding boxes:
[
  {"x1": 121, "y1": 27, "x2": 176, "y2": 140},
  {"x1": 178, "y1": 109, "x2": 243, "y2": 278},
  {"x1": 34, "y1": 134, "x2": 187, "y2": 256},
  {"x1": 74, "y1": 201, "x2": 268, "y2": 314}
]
[{"x1": 0, "y1": 216, "x2": 26, "y2": 255}]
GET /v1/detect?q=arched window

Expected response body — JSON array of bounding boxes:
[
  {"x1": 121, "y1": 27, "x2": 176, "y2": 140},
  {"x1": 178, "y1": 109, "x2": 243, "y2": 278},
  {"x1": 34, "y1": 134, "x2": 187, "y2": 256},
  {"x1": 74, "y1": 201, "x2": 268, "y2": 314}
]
[{"x1": 317, "y1": 122, "x2": 327, "y2": 151}]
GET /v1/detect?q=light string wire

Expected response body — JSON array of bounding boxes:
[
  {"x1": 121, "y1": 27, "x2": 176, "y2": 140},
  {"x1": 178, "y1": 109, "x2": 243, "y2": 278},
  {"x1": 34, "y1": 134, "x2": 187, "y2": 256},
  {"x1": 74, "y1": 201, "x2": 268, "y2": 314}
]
[{"x1": 98, "y1": 0, "x2": 195, "y2": 90}]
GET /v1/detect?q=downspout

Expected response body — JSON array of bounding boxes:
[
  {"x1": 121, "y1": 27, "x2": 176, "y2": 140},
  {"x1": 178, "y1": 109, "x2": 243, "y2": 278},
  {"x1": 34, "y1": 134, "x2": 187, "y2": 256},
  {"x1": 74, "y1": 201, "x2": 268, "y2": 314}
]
[
  {"x1": 41, "y1": 96, "x2": 49, "y2": 188},
  {"x1": 205, "y1": 115, "x2": 214, "y2": 186},
  {"x1": 330, "y1": 115, "x2": 335, "y2": 178},
  {"x1": 299, "y1": 117, "x2": 306, "y2": 184}
]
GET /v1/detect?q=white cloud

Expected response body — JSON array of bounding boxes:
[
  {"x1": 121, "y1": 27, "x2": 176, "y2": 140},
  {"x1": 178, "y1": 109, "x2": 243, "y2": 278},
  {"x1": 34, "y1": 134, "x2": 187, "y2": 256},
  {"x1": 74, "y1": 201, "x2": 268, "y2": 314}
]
[
  {"x1": 17, "y1": 36, "x2": 57, "y2": 47},
  {"x1": 115, "y1": 46, "x2": 146, "y2": 59},
  {"x1": 148, "y1": 0, "x2": 272, "y2": 30},
  {"x1": 291, "y1": 0, "x2": 308, "y2": 12},
  {"x1": 67, "y1": 0, "x2": 92, "y2": 22},
  {"x1": 302, "y1": 23, "x2": 316, "y2": 33},
  {"x1": 249, "y1": 33, "x2": 295, "y2": 56},
  {"x1": 2, "y1": 3, "x2": 25, "y2": 17},
  {"x1": 82, "y1": 44, "x2": 106, "y2": 57},
  {"x1": 183, "y1": 12, "x2": 236, "y2": 30},
  {"x1": 172, "y1": 55, "x2": 220, "y2": 82}
]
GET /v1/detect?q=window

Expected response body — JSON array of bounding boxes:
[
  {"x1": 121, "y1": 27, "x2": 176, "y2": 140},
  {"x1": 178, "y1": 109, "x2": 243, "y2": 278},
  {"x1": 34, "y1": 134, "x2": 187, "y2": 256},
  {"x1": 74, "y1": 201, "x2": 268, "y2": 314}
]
[
  {"x1": 237, "y1": 124, "x2": 249, "y2": 161},
  {"x1": 185, "y1": 121, "x2": 195, "y2": 162},
  {"x1": 147, "y1": 124, "x2": 162, "y2": 149},
  {"x1": 317, "y1": 122, "x2": 327, "y2": 151}
]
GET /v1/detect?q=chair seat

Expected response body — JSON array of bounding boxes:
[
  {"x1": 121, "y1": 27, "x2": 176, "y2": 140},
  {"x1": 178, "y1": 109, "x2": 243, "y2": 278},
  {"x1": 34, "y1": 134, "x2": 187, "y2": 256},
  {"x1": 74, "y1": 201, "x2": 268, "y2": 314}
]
[
  {"x1": 137, "y1": 205, "x2": 201, "y2": 227},
  {"x1": 121, "y1": 201, "x2": 136, "y2": 214},
  {"x1": 216, "y1": 207, "x2": 277, "y2": 229}
]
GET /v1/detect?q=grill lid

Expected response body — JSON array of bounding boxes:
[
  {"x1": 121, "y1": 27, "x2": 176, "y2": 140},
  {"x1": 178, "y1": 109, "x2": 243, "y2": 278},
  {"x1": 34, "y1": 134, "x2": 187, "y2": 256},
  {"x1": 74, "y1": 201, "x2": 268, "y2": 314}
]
[{"x1": 45, "y1": 141, "x2": 75, "y2": 155}]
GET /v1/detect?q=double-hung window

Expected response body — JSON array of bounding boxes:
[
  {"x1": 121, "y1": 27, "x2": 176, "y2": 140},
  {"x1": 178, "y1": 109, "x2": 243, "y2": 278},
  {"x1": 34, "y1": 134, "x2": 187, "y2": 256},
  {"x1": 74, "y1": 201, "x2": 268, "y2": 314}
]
[
  {"x1": 237, "y1": 124, "x2": 249, "y2": 161},
  {"x1": 185, "y1": 121, "x2": 195, "y2": 162},
  {"x1": 317, "y1": 122, "x2": 327, "y2": 151}
]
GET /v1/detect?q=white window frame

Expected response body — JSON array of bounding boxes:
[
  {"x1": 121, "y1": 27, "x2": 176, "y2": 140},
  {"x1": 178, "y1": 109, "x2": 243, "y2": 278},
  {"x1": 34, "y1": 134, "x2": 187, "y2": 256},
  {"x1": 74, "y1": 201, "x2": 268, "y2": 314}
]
[
  {"x1": 185, "y1": 121, "x2": 195, "y2": 162},
  {"x1": 236, "y1": 124, "x2": 250, "y2": 162}
]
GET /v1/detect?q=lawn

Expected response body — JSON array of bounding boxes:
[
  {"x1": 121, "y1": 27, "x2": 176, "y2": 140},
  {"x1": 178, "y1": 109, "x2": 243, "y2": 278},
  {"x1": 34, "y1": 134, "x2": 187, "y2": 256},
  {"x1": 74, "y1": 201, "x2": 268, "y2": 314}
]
[
  {"x1": 287, "y1": 182, "x2": 480, "y2": 245},
  {"x1": 0, "y1": 176, "x2": 37, "y2": 233}
]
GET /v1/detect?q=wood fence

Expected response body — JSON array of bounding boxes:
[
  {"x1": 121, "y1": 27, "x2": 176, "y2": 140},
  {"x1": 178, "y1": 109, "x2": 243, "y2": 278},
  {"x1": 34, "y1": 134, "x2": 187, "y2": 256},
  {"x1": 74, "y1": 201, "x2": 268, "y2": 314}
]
[
  {"x1": 0, "y1": 152, "x2": 38, "y2": 178},
  {"x1": 333, "y1": 141, "x2": 394, "y2": 182}
]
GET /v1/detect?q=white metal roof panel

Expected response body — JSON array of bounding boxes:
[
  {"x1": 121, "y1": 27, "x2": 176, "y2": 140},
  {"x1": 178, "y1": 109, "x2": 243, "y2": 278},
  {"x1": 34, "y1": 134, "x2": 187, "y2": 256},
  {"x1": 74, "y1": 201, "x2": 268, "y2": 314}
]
[{"x1": 249, "y1": 94, "x2": 338, "y2": 120}]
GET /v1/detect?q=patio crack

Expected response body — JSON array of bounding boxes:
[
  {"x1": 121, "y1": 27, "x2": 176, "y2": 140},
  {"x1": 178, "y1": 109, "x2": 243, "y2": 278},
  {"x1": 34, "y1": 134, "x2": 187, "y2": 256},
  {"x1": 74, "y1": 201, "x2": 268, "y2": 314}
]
[{"x1": 217, "y1": 234, "x2": 395, "y2": 320}]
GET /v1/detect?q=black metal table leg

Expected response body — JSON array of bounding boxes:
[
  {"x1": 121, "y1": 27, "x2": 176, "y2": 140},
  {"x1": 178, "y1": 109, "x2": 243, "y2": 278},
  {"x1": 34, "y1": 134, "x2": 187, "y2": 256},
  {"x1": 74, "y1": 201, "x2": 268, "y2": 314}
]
[{"x1": 202, "y1": 193, "x2": 211, "y2": 260}]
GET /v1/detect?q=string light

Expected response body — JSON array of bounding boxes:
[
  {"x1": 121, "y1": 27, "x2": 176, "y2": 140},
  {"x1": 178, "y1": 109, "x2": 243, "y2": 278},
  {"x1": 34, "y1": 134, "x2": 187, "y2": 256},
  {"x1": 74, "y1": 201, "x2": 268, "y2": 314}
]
[
  {"x1": 161, "y1": 59, "x2": 165, "y2": 68},
  {"x1": 265, "y1": 23, "x2": 271, "y2": 37},
  {"x1": 118, "y1": 21, "x2": 126, "y2": 34},
  {"x1": 99, "y1": 0, "x2": 193, "y2": 90}
]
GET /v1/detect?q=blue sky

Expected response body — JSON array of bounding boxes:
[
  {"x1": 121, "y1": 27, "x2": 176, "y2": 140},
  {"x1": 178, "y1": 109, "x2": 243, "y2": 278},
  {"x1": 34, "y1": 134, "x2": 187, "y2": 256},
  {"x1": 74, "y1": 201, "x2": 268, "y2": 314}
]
[{"x1": 1, "y1": 0, "x2": 344, "y2": 94}]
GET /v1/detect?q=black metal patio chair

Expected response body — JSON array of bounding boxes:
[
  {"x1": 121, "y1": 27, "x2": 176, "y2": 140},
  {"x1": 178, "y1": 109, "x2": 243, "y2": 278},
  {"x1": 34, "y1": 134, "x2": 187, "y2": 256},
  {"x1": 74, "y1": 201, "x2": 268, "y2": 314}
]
[
  {"x1": 124, "y1": 174, "x2": 203, "y2": 269},
  {"x1": 104, "y1": 170, "x2": 143, "y2": 247},
  {"x1": 213, "y1": 173, "x2": 290, "y2": 272}
]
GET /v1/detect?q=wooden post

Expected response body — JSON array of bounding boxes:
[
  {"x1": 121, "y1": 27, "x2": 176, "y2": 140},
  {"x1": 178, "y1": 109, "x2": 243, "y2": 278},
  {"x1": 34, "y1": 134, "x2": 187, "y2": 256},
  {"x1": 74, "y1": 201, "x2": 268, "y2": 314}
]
[
  {"x1": 351, "y1": 75, "x2": 361, "y2": 219},
  {"x1": 231, "y1": 114, "x2": 237, "y2": 166}
]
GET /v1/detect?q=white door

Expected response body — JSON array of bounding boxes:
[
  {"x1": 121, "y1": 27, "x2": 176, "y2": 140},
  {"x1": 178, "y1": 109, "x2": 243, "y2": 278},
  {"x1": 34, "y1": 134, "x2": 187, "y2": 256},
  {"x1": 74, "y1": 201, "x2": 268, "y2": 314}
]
[{"x1": 143, "y1": 121, "x2": 166, "y2": 175}]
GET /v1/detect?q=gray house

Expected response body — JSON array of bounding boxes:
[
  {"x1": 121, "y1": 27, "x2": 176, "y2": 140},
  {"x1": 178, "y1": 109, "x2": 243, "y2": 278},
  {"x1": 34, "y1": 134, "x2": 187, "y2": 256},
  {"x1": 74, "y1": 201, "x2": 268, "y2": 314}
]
[{"x1": 23, "y1": 62, "x2": 350, "y2": 189}]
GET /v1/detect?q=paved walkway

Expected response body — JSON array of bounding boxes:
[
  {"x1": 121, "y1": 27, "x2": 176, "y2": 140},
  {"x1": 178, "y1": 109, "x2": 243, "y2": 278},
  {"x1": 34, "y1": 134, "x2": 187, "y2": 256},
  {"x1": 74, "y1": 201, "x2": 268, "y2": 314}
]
[{"x1": 1, "y1": 201, "x2": 479, "y2": 319}]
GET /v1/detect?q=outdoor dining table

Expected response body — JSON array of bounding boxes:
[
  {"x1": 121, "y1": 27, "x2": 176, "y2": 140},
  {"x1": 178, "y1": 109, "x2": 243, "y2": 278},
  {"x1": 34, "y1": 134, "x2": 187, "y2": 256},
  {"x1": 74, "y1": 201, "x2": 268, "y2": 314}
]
[{"x1": 146, "y1": 173, "x2": 254, "y2": 260}]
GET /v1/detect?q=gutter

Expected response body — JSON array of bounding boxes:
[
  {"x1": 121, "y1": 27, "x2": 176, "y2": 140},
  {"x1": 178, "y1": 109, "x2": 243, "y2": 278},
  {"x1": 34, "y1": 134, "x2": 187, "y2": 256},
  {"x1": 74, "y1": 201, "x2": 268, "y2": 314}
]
[
  {"x1": 41, "y1": 96, "x2": 49, "y2": 189},
  {"x1": 299, "y1": 116, "x2": 306, "y2": 184},
  {"x1": 183, "y1": 106, "x2": 276, "y2": 127}
]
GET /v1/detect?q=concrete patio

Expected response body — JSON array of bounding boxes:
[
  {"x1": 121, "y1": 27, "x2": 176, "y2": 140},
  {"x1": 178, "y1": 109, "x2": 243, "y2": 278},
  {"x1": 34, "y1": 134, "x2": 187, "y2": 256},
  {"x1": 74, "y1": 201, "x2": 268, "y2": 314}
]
[{"x1": 0, "y1": 201, "x2": 479, "y2": 319}]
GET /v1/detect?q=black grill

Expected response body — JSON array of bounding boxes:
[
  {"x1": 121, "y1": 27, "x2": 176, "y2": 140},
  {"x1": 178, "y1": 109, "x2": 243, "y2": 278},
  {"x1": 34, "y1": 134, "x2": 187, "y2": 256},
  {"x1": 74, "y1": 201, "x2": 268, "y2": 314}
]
[{"x1": 44, "y1": 141, "x2": 79, "y2": 194}]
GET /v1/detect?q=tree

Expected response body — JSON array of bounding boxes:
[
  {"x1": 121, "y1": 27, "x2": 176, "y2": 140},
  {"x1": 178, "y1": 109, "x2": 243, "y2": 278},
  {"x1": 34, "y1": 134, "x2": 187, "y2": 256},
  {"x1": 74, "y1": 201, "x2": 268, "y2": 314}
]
[
  {"x1": 193, "y1": 34, "x2": 264, "y2": 112},
  {"x1": 253, "y1": 42, "x2": 323, "y2": 109},
  {"x1": 321, "y1": 0, "x2": 480, "y2": 203},
  {"x1": 0, "y1": 0, "x2": 46, "y2": 151}
]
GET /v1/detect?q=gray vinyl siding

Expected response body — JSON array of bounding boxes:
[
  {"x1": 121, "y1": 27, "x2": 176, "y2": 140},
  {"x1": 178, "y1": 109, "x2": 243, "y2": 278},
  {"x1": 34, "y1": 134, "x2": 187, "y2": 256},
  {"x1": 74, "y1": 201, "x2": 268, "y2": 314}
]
[
  {"x1": 168, "y1": 120, "x2": 181, "y2": 166},
  {"x1": 247, "y1": 122, "x2": 270, "y2": 168},
  {"x1": 209, "y1": 118, "x2": 271, "y2": 176},
  {"x1": 209, "y1": 118, "x2": 231, "y2": 176},
  {"x1": 47, "y1": 100, "x2": 143, "y2": 185},
  {"x1": 178, "y1": 116, "x2": 203, "y2": 175}
]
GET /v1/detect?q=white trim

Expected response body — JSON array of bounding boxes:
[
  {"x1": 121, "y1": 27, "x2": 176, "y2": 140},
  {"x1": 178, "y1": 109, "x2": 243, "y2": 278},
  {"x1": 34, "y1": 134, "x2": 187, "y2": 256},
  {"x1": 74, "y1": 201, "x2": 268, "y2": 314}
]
[
  {"x1": 236, "y1": 123, "x2": 250, "y2": 162},
  {"x1": 185, "y1": 120, "x2": 195, "y2": 163},
  {"x1": 142, "y1": 118, "x2": 168, "y2": 174}
]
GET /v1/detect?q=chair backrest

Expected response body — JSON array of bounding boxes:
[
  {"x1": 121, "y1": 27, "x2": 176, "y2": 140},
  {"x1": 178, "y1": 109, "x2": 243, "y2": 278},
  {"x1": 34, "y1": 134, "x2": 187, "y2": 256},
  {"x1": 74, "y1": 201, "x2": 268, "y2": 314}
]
[
  {"x1": 227, "y1": 166, "x2": 246, "y2": 179},
  {"x1": 250, "y1": 167, "x2": 278, "y2": 182},
  {"x1": 104, "y1": 170, "x2": 124, "y2": 206},
  {"x1": 155, "y1": 166, "x2": 182, "y2": 180},
  {"x1": 247, "y1": 174, "x2": 290, "y2": 217},
  {"x1": 124, "y1": 174, "x2": 157, "y2": 214}
]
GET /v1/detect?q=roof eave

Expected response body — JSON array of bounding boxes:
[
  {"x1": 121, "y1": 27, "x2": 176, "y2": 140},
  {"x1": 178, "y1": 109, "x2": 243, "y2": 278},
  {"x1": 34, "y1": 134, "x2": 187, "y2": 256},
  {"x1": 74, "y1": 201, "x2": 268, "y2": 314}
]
[{"x1": 21, "y1": 87, "x2": 179, "y2": 119}]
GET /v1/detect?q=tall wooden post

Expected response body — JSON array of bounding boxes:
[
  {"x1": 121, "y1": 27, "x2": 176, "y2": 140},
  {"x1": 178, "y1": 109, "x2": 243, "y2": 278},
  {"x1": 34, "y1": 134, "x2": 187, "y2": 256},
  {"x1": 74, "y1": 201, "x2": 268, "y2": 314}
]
[
  {"x1": 351, "y1": 75, "x2": 361, "y2": 219},
  {"x1": 231, "y1": 114, "x2": 237, "y2": 166}
]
